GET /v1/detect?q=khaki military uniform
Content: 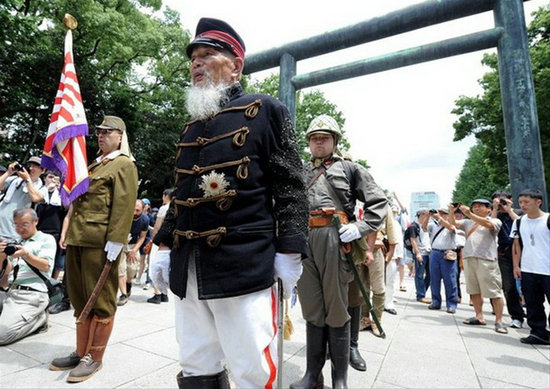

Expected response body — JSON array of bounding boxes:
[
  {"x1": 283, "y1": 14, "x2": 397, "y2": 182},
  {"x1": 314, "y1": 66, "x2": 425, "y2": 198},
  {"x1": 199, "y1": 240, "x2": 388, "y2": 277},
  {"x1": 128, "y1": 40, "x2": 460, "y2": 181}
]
[
  {"x1": 65, "y1": 153, "x2": 138, "y2": 317},
  {"x1": 297, "y1": 158, "x2": 387, "y2": 328},
  {"x1": 354, "y1": 205, "x2": 399, "y2": 322}
]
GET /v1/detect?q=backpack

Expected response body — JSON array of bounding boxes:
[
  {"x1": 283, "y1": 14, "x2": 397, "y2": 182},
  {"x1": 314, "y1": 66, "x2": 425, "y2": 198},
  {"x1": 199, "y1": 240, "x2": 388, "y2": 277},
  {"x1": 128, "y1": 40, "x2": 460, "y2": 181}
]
[
  {"x1": 403, "y1": 222, "x2": 420, "y2": 252},
  {"x1": 514, "y1": 213, "x2": 550, "y2": 249}
]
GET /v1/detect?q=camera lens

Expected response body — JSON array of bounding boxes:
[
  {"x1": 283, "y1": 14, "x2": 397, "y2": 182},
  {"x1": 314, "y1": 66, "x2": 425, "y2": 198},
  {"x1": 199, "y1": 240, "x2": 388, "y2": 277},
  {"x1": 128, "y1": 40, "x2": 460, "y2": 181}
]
[{"x1": 3, "y1": 245, "x2": 17, "y2": 256}]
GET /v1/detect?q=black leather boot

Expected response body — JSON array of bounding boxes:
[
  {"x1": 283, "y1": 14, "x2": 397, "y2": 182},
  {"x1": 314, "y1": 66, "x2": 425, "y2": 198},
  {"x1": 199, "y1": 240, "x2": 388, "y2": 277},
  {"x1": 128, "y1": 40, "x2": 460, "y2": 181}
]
[
  {"x1": 328, "y1": 321, "x2": 350, "y2": 389},
  {"x1": 348, "y1": 306, "x2": 367, "y2": 372},
  {"x1": 290, "y1": 322, "x2": 327, "y2": 389},
  {"x1": 176, "y1": 370, "x2": 230, "y2": 389}
]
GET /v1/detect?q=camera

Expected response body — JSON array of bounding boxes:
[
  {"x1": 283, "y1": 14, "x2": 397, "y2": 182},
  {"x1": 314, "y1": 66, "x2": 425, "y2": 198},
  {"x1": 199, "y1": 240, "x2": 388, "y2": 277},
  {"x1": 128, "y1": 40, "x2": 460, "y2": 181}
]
[
  {"x1": 451, "y1": 202, "x2": 461, "y2": 208},
  {"x1": 13, "y1": 162, "x2": 24, "y2": 172},
  {"x1": 499, "y1": 198, "x2": 508, "y2": 206},
  {"x1": 429, "y1": 209, "x2": 437, "y2": 214},
  {"x1": 3, "y1": 244, "x2": 17, "y2": 256}
]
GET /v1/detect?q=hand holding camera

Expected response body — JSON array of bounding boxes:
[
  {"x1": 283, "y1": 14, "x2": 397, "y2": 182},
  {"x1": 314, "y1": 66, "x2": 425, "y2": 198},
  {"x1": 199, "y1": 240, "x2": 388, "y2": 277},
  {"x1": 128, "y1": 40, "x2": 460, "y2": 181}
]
[
  {"x1": 0, "y1": 240, "x2": 18, "y2": 257},
  {"x1": 9, "y1": 161, "x2": 30, "y2": 180}
]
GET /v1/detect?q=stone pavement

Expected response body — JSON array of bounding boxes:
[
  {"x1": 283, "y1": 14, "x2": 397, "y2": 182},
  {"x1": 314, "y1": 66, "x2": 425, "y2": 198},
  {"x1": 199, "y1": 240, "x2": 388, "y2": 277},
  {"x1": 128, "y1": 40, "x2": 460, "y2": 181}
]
[{"x1": 1, "y1": 276, "x2": 549, "y2": 388}]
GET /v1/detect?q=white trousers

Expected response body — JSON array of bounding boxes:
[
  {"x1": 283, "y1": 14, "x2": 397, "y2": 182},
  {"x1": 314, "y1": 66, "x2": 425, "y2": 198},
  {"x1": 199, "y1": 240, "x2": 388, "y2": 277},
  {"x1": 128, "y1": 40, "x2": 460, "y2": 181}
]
[
  {"x1": 174, "y1": 258, "x2": 278, "y2": 388},
  {"x1": 150, "y1": 247, "x2": 170, "y2": 294},
  {"x1": 0, "y1": 289, "x2": 48, "y2": 345},
  {"x1": 385, "y1": 259, "x2": 398, "y2": 309}
]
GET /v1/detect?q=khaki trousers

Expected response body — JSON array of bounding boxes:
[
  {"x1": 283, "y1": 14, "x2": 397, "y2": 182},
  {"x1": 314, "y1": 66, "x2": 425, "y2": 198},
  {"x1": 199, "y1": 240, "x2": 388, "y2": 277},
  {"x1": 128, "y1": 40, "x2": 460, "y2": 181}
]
[
  {"x1": 66, "y1": 245, "x2": 120, "y2": 317},
  {"x1": 358, "y1": 248, "x2": 386, "y2": 321},
  {"x1": 297, "y1": 226, "x2": 353, "y2": 328}
]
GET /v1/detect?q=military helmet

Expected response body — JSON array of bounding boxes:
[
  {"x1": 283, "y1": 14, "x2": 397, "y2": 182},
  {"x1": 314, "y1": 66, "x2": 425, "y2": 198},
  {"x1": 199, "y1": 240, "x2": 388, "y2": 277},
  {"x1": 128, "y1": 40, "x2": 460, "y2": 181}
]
[{"x1": 305, "y1": 115, "x2": 341, "y2": 143}]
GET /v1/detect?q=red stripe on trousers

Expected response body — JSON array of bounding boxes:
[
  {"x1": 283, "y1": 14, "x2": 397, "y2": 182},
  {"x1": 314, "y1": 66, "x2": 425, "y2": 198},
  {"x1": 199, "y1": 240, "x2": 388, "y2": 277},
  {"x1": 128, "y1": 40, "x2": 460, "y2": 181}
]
[{"x1": 263, "y1": 287, "x2": 277, "y2": 389}]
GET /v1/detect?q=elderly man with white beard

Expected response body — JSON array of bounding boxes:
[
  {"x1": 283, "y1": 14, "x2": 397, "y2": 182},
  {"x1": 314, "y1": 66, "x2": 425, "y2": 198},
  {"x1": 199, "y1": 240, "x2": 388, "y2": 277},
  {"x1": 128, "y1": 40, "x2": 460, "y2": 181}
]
[{"x1": 163, "y1": 18, "x2": 308, "y2": 389}]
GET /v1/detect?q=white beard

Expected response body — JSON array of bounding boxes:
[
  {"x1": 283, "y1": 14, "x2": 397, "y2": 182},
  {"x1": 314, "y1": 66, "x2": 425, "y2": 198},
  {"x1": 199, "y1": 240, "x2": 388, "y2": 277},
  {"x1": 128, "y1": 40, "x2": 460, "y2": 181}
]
[{"x1": 185, "y1": 76, "x2": 231, "y2": 120}]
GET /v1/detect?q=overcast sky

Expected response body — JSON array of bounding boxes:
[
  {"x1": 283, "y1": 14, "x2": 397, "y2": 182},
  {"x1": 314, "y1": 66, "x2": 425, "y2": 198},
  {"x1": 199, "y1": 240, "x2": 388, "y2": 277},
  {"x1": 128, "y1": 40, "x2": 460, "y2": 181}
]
[{"x1": 163, "y1": 0, "x2": 547, "y2": 209}]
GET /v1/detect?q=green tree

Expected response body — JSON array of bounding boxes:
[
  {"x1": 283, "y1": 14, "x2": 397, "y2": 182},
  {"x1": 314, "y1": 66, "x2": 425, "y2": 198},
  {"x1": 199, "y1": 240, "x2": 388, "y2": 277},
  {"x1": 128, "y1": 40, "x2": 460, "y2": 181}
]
[
  {"x1": 247, "y1": 74, "x2": 351, "y2": 161},
  {"x1": 452, "y1": 143, "x2": 501, "y2": 204},
  {"x1": 451, "y1": 5, "x2": 550, "y2": 199},
  {"x1": 0, "y1": 0, "x2": 190, "y2": 200}
]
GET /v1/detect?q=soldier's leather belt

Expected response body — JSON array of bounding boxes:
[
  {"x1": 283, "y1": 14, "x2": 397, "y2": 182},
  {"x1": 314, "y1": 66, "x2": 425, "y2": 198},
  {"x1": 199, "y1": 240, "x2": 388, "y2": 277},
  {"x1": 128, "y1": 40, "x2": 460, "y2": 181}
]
[
  {"x1": 174, "y1": 227, "x2": 227, "y2": 248},
  {"x1": 309, "y1": 209, "x2": 348, "y2": 228}
]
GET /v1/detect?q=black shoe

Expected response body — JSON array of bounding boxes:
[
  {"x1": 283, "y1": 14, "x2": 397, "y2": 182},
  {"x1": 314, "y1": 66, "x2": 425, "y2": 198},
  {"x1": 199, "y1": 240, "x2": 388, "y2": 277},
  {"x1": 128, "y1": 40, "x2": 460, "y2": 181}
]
[
  {"x1": 446, "y1": 308, "x2": 456, "y2": 314},
  {"x1": 49, "y1": 351, "x2": 81, "y2": 371},
  {"x1": 520, "y1": 335, "x2": 550, "y2": 345},
  {"x1": 49, "y1": 299, "x2": 71, "y2": 314},
  {"x1": 160, "y1": 293, "x2": 169, "y2": 302},
  {"x1": 428, "y1": 304, "x2": 441, "y2": 310},
  {"x1": 147, "y1": 294, "x2": 161, "y2": 304},
  {"x1": 117, "y1": 294, "x2": 128, "y2": 306},
  {"x1": 384, "y1": 308, "x2": 397, "y2": 315}
]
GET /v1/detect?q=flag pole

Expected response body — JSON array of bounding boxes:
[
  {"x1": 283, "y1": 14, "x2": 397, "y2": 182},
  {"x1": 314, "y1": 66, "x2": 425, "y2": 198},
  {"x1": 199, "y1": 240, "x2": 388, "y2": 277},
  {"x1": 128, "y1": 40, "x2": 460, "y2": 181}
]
[{"x1": 42, "y1": 12, "x2": 89, "y2": 206}]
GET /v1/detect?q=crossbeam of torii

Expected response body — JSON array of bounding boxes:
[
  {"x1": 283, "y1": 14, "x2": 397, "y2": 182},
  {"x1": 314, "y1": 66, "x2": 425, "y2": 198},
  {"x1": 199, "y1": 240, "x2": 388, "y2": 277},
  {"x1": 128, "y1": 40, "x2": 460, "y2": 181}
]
[{"x1": 244, "y1": 0, "x2": 547, "y2": 209}]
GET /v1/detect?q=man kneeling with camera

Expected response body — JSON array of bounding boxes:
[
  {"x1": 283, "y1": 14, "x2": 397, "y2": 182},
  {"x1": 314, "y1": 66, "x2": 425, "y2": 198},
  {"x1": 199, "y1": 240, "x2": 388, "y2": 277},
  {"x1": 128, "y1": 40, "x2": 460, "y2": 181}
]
[{"x1": 0, "y1": 208, "x2": 56, "y2": 345}]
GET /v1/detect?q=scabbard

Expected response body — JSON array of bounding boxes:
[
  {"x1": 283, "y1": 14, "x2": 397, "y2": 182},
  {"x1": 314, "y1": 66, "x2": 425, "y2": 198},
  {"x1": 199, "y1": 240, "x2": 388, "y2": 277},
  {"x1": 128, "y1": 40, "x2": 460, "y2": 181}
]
[
  {"x1": 332, "y1": 215, "x2": 386, "y2": 338},
  {"x1": 276, "y1": 278, "x2": 284, "y2": 389},
  {"x1": 76, "y1": 260, "x2": 113, "y2": 324}
]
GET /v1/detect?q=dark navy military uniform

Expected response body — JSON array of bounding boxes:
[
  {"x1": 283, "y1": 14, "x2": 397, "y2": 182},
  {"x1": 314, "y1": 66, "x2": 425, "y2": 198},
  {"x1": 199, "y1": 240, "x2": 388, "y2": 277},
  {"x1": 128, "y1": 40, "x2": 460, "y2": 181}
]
[{"x1": 169, "y1": 84, "x2": 308, "y2": 300}]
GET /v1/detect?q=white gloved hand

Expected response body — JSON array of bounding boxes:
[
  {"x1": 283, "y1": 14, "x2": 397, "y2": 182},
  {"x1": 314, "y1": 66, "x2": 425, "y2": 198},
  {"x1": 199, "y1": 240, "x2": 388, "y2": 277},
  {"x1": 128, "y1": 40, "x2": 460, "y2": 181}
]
[
  {"x1": 273, "y1": 252, "x2": 302, "y2": 299},
  {"x1": 104, "y1": 241, "x2": 124, "y2": 262},
  {"x1": 338, "y1": 223, "x2": 361, "y2": 243}
]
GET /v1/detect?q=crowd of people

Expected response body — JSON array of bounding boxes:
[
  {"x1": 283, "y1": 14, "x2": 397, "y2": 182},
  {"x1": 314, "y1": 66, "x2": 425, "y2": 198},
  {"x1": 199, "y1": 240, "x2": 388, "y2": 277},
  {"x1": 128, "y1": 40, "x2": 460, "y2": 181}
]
[{"x1": 0, "y1": 16, "x2": 548, "y2": 389}]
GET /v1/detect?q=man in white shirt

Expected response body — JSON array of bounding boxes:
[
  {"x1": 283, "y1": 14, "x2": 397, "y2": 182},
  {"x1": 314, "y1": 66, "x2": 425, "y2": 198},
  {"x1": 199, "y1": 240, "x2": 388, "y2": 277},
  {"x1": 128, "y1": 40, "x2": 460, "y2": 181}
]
[
  {"x1": 511, "y1": 189, "x2": 550, "y2": 345},
  {"x1": 0, "y1": 157, "x2": 45, "y2": 240},
  {"x1": 0, "y1": 208, "x2": 56, "y2": 345}
]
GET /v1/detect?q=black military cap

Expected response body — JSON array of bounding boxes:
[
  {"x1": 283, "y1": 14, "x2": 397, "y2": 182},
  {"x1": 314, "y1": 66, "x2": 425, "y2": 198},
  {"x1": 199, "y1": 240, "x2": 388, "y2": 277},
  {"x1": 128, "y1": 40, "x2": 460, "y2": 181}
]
[{"x1": 186, "y1": 17, "x2": 246, "y2": 59}]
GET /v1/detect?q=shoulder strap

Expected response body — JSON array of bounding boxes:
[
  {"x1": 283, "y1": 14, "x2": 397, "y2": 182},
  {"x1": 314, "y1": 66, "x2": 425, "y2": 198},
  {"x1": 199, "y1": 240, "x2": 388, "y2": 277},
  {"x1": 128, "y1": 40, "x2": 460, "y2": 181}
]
[
  {"x1": 1, "y1": 259, "x2": 10, "y2": 280},
  {"x1": 307, "y1": 165, "x2": 327, "y2": 189},
  {"x1": 547, "y1": 214, "x2": 550, "y2": 230},
  {"x1": 431, "y1": 225, "x2": 445, "y2": 245},
  {"x1": 466, "y1": 224, "x2": 479, "y2": 239},
  {"x1": 514, "y1": 215, "x2": 524, "y2": 249},
  {"x1": 22, "y1": 258, "x2": 55, "y2": 292}
]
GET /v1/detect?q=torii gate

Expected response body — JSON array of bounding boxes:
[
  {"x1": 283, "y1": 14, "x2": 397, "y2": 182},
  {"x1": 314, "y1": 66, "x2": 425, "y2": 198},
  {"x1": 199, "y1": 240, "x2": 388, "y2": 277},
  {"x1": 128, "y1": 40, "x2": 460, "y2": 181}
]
[{"x1": 243, "y1": 0, "x2": 547, "y2": 208}]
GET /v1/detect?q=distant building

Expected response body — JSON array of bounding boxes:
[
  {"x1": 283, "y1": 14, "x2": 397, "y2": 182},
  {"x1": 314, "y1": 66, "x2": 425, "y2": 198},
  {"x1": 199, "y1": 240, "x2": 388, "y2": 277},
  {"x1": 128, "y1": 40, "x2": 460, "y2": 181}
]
[{"x1": 410, "y1": 191, "x2": 440, "y2": 218}]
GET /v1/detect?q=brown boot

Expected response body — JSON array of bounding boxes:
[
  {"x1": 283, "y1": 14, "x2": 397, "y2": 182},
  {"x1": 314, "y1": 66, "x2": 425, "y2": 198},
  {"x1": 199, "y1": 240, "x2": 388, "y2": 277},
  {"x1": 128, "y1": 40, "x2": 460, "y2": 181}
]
[
  {"x1": 67, "y1": 315, "x2": 114, "y2": 383},
  {"x1": 49, "y1": 315, "x2": 92, "y2": 371},
  {"x1": 87, "y1": 315, "x2": 114, "y2": 362}
]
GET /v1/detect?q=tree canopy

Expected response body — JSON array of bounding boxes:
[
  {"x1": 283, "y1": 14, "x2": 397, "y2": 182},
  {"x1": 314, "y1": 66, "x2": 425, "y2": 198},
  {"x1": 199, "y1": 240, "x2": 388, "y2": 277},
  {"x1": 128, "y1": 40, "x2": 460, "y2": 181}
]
[
  {"x1": 1, "y1": 1, "x2": 353, "y2": 203},
  {"x1": 1, "y1": 0, "x2": 191, "y2": 200},
  {"x1": 451, "y1": 5, "x2": 550, "y2": 202},
  {"x1": 247, "y1": 74, "x2": 351, "y2": 161}
]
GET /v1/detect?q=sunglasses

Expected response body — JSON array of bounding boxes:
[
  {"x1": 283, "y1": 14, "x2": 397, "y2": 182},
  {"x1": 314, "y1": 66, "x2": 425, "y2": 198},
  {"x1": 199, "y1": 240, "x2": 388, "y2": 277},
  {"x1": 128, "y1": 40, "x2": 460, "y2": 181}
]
[{"x1": 95, "y1": 128, "x2": 121, "y2": 137}]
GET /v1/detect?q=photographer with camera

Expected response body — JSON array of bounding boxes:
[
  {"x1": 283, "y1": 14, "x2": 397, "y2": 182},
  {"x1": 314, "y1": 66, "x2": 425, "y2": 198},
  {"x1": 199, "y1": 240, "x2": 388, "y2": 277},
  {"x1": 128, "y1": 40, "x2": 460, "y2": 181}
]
[
  {"x1": 491, "y1": 191, "x2": 524, "y2": 329},
  {"x1": 0, "y1": 157, "x2": 45, "y2": 241},
  {"x1": 0, "y1": 208, "x2": 57, "y2": 345},
  {"x1": 450, "y1": 199, "x2": 507, "y2": 334}
]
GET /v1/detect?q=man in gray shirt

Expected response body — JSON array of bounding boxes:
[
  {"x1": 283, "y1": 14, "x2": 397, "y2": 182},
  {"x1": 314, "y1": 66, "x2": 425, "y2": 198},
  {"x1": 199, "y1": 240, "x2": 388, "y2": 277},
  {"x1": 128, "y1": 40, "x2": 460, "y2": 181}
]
[{"x1": 450, "y1": 199, "x2": 506, "y2": 334}]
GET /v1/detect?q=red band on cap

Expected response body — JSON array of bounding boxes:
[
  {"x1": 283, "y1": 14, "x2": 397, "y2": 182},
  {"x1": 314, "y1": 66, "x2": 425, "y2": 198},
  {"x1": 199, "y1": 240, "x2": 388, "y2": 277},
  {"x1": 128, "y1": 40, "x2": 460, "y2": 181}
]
[{"x1": 196, "y1": 30, "x2": 245, "y2": 59}]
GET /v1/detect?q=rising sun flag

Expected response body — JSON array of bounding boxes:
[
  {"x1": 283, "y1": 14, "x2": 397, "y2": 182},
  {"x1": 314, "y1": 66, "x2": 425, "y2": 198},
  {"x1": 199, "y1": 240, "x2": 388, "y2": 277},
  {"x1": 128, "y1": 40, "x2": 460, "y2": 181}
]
[{"x1": 42, "y1": 14, "x2": 89, "y2": 206}]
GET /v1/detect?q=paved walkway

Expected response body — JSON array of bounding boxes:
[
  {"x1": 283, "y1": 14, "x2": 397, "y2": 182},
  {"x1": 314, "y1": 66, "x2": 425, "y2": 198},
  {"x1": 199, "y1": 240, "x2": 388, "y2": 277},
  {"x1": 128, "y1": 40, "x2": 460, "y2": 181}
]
[{"x1": 1, "y1": 276, "x2": 549, "y2": 388}]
